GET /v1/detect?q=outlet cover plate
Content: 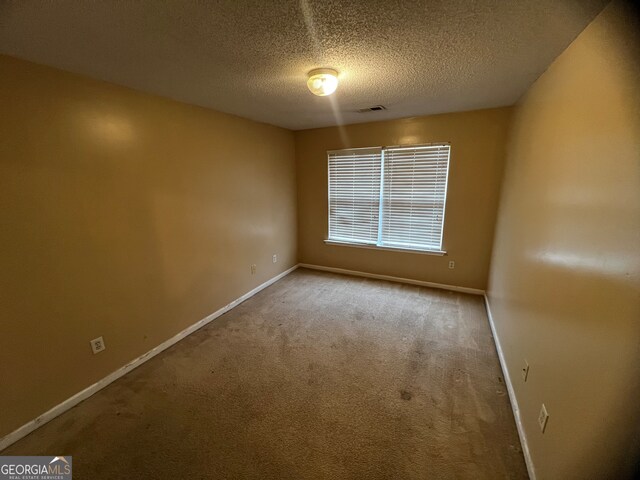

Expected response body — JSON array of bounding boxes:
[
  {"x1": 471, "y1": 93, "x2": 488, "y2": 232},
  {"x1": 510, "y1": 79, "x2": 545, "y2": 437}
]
[
  {"x1": 522, "y1": 360, "x2": 530, "y2": 382},
  {"x1": 538, "y1": 403, "x2": 549, "y2": 433},
  {"x1": 90, "y1": 336, "x2": 106, "y2": 354}
]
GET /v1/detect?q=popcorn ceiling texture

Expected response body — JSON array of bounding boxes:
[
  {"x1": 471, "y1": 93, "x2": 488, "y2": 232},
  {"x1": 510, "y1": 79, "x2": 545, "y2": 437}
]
[{"x1": 0, "y1": 0, "x2": 607, "y2": 130}]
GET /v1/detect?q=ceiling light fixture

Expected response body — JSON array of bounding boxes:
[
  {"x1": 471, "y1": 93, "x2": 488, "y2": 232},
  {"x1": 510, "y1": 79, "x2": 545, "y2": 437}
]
[{"x1": 307, "y1": 68, "x2": 339, "y2": 96}]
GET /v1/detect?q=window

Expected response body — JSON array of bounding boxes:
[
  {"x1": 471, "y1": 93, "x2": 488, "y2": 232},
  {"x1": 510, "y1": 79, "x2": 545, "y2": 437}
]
[
  {"x1": 327, "y1": 144, "x2": 450, "y2": 253},
  {"x1": 328, "y1": 147, "x2": 382, "y2": 245}
]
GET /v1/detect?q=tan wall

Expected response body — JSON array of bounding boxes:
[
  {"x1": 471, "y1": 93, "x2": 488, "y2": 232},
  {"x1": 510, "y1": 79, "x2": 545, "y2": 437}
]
[
  {"x1": 0, "y1": 55, "x2": 297, "y2": 438},
  {"x1": 487, "y1": 3, "x2": 640, "y2": 479},
  {"x1": 294, "y1": 108, "x2": 512, "y2": 290}
]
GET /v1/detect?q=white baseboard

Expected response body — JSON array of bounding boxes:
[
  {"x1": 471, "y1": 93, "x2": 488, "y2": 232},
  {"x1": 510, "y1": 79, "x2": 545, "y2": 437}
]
[
  {"x1": 298, "y1": 263, "x2": 485, "y2": 295},
  {"x1": 483, "y1": 294, "x2": 536, "y2": 480},
  {"x1": 0, "y1": 264, "x2": 299, "y2": 452}
]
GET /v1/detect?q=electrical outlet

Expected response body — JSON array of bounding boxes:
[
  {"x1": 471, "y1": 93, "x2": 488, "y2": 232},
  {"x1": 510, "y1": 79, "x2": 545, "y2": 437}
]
[
  {"x1": 250, "y1": 264, "x2": 256, "y2": 274},
  {"x1": 272, "y1": 254, "x2": 277, "y2": 263},
  {"x1": 538, "y1": 403, "x2": 549, "y2": 433},
  {"x1": 522, "y1": 360, "x2": 530, "y2": 382},
  {"x1": 448, "y1": 260, "x2": 455, "y2": 269},
  {"x1": 90, "y1": 336, "x2": 106, "y2": 354}
]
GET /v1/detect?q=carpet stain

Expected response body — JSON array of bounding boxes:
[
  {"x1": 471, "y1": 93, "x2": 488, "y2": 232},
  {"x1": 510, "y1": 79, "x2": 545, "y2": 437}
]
[{"x1": 400, "y1": 390, "x2": 413, "y2": 401}]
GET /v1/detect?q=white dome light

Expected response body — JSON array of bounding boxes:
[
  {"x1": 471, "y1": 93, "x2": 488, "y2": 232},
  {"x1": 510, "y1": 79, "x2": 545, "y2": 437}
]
[{"x1": 307, "y1": 68, "x2": 339, "y2": 96}]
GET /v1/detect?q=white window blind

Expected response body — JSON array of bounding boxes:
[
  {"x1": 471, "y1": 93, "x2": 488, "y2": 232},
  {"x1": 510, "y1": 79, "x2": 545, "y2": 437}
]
[
  {"x1": 380, "y1": 144, "x2": 450, "y2": 251},
  {"x1": 327, "y1": 143, "x2": 450, "y2": 253},
  {"x1": 328, "y1": 147, "x2": 382, "y2": 244}
]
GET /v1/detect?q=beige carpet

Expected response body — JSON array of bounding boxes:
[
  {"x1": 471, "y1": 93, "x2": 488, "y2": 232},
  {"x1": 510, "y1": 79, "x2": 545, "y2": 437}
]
[{"x1": 3, "y1": 268, "x2": 528, "y2": 479}]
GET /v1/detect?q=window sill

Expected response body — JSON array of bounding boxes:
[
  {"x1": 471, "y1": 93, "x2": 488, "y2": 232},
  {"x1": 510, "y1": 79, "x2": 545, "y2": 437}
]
[{"x1": 324, "y1": 240, "x2": 447, "y2": 256}]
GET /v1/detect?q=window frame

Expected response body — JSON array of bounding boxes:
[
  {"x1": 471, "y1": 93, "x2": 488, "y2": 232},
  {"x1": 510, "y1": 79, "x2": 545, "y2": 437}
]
[{"x1": 326, "y1": 143, "x2": 450, "y2": 255}]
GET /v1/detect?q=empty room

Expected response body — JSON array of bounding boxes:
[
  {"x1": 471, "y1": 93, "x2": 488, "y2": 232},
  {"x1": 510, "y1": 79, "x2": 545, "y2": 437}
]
[{"x1": 1, "y1": 1, "x2": 639, "y2": 479}]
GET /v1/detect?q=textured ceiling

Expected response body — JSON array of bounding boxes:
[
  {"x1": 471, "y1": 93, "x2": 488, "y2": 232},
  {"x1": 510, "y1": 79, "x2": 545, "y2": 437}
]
[{"x1": 0, "y1": 0, "x2": 608, "y2": 130}]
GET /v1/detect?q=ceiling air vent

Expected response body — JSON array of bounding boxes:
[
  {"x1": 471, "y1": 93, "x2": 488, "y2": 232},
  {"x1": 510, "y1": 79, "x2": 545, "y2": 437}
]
[{"x1": 357, "y1": 105, "x2": 386, "y2": 113}]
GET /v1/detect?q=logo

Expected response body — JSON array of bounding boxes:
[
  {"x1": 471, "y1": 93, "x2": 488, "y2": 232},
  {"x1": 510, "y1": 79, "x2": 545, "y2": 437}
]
[{"x1": 0, "y1": 456, "x2": 72, "y2": 480}]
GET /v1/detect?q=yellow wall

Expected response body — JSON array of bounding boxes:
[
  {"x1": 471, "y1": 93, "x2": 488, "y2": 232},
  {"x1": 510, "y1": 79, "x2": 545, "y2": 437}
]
[
  {"x1": 0, "y1": 55, "x2": 297, "y2": 438},
  {"x1": 294, "y1": 108, "x2": 512, "y2": 290},
  {"x1": 487, "y1": 2, "x2": 640, "y2": 478}
]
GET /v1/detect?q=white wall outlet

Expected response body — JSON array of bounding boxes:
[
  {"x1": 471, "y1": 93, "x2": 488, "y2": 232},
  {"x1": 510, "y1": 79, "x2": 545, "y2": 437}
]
[
  {"x1": 522, "y1": 360, "x2": 530, "y2": 382},
  {"x1": 448, "y1": 260, "x2": 455, "y2": 269},
  {"x1": 90, "y1": 336, "x2": 106, "y2": 354},
  {"x1": 272, "y1": 254, "x2": 277, "y2": 263},
  {"x1": 250, "y1": 264, "x2": 256, "y2": 274},
  {"x1": 538, "y1": 403, "x2": 549, "y2": 433}
]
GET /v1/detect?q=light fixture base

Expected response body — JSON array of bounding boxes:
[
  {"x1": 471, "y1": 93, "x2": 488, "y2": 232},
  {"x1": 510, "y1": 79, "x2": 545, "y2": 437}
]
[{"x1": 307, "y1": 68, "x2": 339, "y2": 96}]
